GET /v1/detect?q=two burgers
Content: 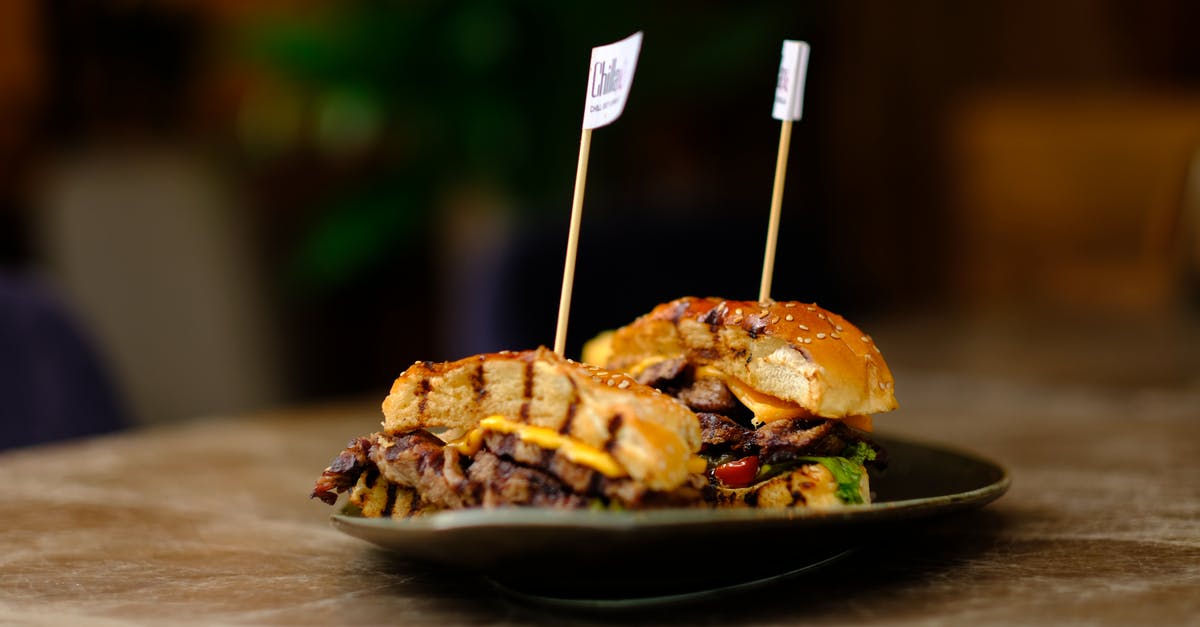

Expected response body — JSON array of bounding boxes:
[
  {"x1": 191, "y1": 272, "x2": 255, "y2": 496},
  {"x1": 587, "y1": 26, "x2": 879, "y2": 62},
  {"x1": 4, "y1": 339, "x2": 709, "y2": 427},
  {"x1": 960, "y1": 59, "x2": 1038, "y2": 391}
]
[{"x1": 312, "y1": 297, "x2": 897, "y2": 515}]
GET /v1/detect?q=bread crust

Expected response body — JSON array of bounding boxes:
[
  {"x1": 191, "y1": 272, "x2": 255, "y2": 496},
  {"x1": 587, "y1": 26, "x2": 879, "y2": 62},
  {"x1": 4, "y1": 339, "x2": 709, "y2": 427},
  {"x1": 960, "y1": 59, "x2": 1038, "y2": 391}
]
[
  {"x1": 380, "y1": 347, "x2": 702, "y2": 491},
  {"x1": 604, "y1": 297, "x2": 898, "y2": 418}
]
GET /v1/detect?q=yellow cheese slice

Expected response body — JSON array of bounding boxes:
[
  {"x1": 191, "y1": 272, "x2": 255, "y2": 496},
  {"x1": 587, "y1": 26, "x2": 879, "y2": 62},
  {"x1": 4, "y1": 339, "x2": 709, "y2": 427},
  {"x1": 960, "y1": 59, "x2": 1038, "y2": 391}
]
[
  {"x1": 444, "y1": 426, "x2": 485, "y2": 456},
  {"x1": 446, "y1": 415, "x2": 627, "y2": 478}
]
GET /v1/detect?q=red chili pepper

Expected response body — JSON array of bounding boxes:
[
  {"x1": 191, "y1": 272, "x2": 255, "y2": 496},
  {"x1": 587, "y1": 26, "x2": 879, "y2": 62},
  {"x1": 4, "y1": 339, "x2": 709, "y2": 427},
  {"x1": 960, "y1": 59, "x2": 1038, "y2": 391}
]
[{"x1": 713, "y1": 455, "x2": 760, "y2": 488}]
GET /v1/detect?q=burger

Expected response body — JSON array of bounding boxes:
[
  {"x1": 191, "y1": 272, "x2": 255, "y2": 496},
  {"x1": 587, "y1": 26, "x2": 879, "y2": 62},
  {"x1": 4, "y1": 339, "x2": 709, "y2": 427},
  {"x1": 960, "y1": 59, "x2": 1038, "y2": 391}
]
[
  {"x1": 583, "y1": 297, "x2": 897, "y2": 508},
  {"x1": 311, "y1": 346, "x2": 706, "y2": 516}
]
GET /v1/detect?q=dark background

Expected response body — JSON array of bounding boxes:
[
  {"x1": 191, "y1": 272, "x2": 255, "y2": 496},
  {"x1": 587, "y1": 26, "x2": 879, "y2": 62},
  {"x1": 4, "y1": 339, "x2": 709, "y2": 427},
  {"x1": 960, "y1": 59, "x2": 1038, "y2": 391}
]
[{"x1": 2, "y1": 1, "x2": 1198, "y2": 445}]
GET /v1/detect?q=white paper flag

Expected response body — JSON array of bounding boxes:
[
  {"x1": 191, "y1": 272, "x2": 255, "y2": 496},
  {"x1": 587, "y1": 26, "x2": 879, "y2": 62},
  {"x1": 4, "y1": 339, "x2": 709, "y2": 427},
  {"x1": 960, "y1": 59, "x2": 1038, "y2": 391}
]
[
  {"x1": 772, "y1": 40, "x2": 810, "y2": 121},
  {"x1": 582, "y1": 31, "x2": 643, "y2": 130}
]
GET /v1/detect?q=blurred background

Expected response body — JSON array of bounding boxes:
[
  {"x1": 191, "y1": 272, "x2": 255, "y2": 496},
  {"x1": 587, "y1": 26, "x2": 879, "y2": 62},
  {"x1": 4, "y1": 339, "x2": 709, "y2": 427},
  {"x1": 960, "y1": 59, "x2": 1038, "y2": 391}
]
[{"x1": 2, "y1": 0, "x2": 1199, "y2": 449}]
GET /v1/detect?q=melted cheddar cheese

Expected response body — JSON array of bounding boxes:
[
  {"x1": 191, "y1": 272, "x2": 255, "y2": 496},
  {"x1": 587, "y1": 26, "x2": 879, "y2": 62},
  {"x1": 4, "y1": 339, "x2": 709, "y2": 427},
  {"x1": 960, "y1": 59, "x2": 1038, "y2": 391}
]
[
  {"x1": 841, "y1": 414, "x2": 873, "y2": 432},
  {"x1": 444, "y1": 426, "x2": 485, "y2": 456},
  {"x1": 624, "y1": 355, "x2": 677, "y2": 377},
  {"x1": 447, "y1": 415, "x2": 627, "y2": 478}
]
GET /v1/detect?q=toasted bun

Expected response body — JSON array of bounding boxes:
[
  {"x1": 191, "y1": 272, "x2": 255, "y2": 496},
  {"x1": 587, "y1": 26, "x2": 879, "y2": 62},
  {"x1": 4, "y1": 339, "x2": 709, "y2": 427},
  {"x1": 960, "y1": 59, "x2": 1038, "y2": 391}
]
[
  {"x1": 710, "y1": 462, "x2": 870, "y2": 508},
  {"x1": 601, "y1": 297, "x2": 897, "y2": 419},
  {"x1": 348, "y1": 472, "x2": 423, "y2": 518},
  {"x1": 380, "y1": 347, "x2": 702, "y2": 491}
]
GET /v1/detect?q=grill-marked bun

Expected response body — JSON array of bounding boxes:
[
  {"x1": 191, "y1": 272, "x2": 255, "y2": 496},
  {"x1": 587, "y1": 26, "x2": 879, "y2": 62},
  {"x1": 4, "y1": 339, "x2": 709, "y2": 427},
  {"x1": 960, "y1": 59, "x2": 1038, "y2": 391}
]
[
  {"x1": 597, "y1": 297, "x2": 898, "y2": 419},
  {"x1": 381, "y1": 346, "x2": 702, "y2": 491}
]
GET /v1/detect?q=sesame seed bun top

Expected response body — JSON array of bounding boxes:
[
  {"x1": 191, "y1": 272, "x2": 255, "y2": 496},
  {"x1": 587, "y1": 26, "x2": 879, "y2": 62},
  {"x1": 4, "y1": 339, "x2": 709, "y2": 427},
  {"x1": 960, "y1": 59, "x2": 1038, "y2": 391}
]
[{"x1": 600, "y1": 297, "x2": 898, "y2": 419}]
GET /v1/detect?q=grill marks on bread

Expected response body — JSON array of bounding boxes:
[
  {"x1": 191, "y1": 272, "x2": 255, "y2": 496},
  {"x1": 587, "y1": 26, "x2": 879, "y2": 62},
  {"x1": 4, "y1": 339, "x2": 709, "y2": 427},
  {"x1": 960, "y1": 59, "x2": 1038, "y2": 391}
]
[
  {"x1": 386, "y1": 350, "x2": 578, "y2": 436},
  {"x1": 603, "y1": 413, "x2": 624, "y2": 453},
  {"x1": 416, "y1": 376, "x2": 432, "y2": 420},
  {"x1": 519, "y1": 358, "x2": 534, "y2": 421},
  {"x1": 469, "y1": 358, "x2": 487, "y2": 403},
  {"x1": 557, "y1": 375, "x2": 581, "y2": 436},
  {"x1": 379, "y1": 347, "x2": 701, "y2": 493}
]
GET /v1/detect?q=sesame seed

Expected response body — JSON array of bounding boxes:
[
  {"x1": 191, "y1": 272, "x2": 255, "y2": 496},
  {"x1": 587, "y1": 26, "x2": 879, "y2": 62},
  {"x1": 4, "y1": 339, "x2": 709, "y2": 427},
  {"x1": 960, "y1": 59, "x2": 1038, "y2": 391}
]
[
  {"x1": 798, "y1": 324, "x2": 809, "y2": 331},
  {"x1": 804, "y1": 338, "x2": 812, "y2": 344},
  {"x1": 835, "y1": 324, "x2": 844, "y2": 331},
  {"x1": 816, "y1": 332, "x2": 827, "y2": 339},
  {"x1": 606, "y1": 378, "x2": 615, "y2": 386},
  {"x1": 817, "y1": 313, "x2": 826, "y2": 320},
  {"x1": 617, "y1": 380, "x2": 630, "y2": 389},
  {"x1": 784, "y1": 303, "x2": 797, "y2": 308},
  {"x1": 734, "y1": 308, "x2": 743, "y2": 315},
  {"x1": 806, "y1": 306, "x2": 816, "y2": 311},
  {"x1": 785, "y1": 314, "x2": 794, "y2": 321},
  {"x1": 861, "y1": 336, "x2": 870, "y2": 343},
  {"x1": 830, "y1": 332, "x2": 841, "y2": 339}
]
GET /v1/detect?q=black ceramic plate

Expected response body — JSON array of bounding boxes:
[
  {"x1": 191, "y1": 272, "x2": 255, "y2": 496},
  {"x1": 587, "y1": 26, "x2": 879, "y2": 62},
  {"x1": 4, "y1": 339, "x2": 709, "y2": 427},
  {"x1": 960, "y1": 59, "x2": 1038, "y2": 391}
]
[{"x1": 330, "y1": 433, "x2": 1009, "y2": 608}]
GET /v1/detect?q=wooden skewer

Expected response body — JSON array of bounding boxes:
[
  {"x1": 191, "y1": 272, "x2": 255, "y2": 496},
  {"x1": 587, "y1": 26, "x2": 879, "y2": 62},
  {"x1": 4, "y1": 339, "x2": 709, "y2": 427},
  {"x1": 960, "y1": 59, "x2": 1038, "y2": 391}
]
[
  {"x1": 554, "y1": 128, "x2": 593, "y2": 356},
  {"x1": 759, "y1": 119, "x2": 793, "y2": 302}
]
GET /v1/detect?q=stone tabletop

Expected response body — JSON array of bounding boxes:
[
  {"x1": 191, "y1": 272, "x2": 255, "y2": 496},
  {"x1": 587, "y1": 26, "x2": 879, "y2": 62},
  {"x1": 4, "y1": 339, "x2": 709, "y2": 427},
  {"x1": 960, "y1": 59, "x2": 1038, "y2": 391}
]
[{"x1": 2, "y1": 314, "x2": 1197, "y2": 625}]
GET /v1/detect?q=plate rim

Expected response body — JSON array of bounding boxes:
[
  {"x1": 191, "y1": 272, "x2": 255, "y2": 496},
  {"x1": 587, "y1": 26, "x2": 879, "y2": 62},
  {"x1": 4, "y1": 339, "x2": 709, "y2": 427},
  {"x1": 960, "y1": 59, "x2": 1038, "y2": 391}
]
[{"x1": 329, "y1": 432, "x2": 1010, "y2": 533}]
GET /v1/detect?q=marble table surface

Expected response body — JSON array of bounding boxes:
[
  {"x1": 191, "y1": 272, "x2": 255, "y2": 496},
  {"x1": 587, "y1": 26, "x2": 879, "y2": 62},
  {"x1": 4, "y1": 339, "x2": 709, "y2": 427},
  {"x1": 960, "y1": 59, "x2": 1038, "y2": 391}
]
[{"x1": 2, "y1": 313, "x2": 1197, "y2": 625}]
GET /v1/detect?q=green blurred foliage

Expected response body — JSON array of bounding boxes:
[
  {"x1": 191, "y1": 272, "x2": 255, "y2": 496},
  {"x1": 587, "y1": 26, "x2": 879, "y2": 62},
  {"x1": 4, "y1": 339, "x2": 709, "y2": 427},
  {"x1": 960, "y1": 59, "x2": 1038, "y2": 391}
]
[{"x1": 232, "y1": 1, "x2": 816, "y2": 296}]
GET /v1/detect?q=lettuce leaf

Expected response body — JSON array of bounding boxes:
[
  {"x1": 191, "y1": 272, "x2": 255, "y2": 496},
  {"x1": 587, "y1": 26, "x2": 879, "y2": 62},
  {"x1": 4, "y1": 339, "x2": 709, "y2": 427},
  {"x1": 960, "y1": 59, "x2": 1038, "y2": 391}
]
[
  {"x1": 755, "y1": 441, "x2": 876, "y2": 505},
  {"x1": 798, "y1": 456, "x2": 867, "y2": 504},
  {"x1": 842, "y1": 440, "x2": 878, "y2": 467}
]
